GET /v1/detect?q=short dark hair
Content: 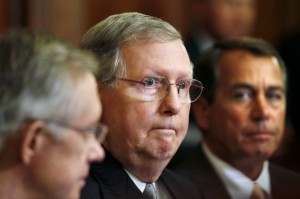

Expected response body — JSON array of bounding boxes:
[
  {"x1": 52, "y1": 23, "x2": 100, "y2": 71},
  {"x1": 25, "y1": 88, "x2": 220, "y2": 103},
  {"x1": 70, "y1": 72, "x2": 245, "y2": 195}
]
[{"x1": 194, "y1": 37, "x2": 287, "y2": 104}]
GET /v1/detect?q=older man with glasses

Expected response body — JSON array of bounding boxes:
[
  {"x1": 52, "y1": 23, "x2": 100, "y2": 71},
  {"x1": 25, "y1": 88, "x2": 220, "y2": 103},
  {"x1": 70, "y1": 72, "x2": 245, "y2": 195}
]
[
  {"x1": 0, "y1": 29, "x2": 107, "y2": 199},
  {"x1": 79, "y1": 12, "x2": 205, "y2": 199}
]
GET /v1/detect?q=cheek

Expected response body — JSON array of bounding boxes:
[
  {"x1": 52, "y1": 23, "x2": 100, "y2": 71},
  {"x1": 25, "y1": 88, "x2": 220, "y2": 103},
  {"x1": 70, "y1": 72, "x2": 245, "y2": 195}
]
[
  {"x1": 211, "y1": 103, "x2": 245, "y2": 128},
  {"x1": 273, "y1": 109, "x2": 286, "y2": 141},
  {"x1": 107, "y1": 103, "x2": 155, "y2": 143},
  {"x1": 180, "y1": 105, "x2": 190, "y2": 131},
  {"x1": 29, "y1": 151, "x2": 80, "y2": 198}
]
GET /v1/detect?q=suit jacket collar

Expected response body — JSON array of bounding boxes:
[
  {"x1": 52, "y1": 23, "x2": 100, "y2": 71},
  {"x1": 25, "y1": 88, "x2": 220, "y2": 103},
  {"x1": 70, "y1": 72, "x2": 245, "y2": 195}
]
[
  {"x1": 88, "y1": 149, "x2": 204, "y2": 199},
  {"x1": 90, "y1": 150, "x2": 143, "y2": 199},
  {"x1": 176, "y1": 144, "x2": 231, "y2": 199},
  {"x1": 176, "y1": 144, "x2": 300, "y2": 199}
]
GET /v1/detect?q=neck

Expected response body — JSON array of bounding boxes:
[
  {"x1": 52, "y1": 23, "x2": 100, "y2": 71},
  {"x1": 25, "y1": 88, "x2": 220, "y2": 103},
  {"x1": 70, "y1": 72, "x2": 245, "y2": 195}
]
[
  {"x1": 0, "y1": 165, "x2": 45, "y2": 199},
  {"x1": 104, "y1": 143, "x2": 170, "y2": 183},
  {"x1": 0, "y1": 141, "x2": 40, "y2": 199},
  {"x1": 229, "y1": 159, "x2": 265, "y2": 180},
  {"x1": 125, "y1": 159, "x2": 168, "y2": 183},
  {"x1": 0, "y1": 166, "x2": 25, "y2": 199},
  {"x1": 205, "y1": 142, "x2": 265, "y2": 180}
]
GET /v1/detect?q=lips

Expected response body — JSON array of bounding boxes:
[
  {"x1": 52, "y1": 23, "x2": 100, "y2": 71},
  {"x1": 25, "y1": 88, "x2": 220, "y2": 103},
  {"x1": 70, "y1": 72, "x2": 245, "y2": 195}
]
[
  {"x1": 244, "y1": 131, "x2": 275, "y2": 140},
  {"x1": 151, "y1": 128, "x2": 176, "y2": 134}
]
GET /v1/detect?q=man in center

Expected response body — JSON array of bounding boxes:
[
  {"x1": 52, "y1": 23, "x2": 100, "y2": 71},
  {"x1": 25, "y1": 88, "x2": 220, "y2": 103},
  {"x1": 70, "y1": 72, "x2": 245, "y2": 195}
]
[{"x1": 80, "y1": 12, "x2": 204, "y2": 199}]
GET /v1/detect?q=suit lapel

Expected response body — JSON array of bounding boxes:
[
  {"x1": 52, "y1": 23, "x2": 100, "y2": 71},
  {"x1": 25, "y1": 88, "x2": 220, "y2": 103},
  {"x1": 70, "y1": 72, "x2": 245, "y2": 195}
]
[
  {"x1": 176, "y1": 144, "x2": 231, "y2": 199},
  {"x1": 90, "y1": 150, "x2": 143, "y2": 199}
]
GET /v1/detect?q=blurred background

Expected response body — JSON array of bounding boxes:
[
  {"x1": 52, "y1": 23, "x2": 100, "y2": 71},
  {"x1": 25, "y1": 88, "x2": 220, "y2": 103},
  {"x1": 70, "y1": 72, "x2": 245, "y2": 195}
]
[
  {"x1": 1, "y1": 0, "x2": 300, "y2": 47},
  {"x1": 1, "y1": 0, "x2": 300, "y2": 172}
]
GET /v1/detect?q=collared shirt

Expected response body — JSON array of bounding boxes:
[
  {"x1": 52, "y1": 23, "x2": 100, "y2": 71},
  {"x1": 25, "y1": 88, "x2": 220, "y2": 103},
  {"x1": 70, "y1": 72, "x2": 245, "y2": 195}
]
[
  {"x1": 124, "y1": 169, "x2": 149, "y2": 193},
  {"x1": 124, "y1": 169, "x2": 170, "y2": 199},
  {"x1": 203, "y1": 143, "x2": 271, "y2": 199}
]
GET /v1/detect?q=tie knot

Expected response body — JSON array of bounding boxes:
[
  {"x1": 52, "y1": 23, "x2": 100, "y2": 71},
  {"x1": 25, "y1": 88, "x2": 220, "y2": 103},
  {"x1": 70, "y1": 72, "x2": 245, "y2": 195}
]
[
  {"x1": 143, "y1": 183, "x2": 157, "y2": 199},
  {"x1": 249, "y1": 183, "x2": 269, "y2": 199}
]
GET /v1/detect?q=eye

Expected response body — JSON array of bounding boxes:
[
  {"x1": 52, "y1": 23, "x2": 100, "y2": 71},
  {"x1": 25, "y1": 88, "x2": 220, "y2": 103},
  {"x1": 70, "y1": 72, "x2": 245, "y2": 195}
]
[
  {"x1": 266, "y1": 91, "x2": 284, "y2": 101},
  {"x1": 142, "y1": 77, "x2": 162, "y2": 88},
  {"x1": 177, "y1": 80, "x2": 190, "y2": 90},
  {"x1": 232, "y1": 89, "x2": 253, "y2": 101}
]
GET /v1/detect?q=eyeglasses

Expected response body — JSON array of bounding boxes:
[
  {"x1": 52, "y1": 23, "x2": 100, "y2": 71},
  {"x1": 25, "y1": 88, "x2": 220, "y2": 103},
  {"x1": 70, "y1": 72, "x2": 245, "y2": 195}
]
[
  {"x1": 44, "y1": 120, "x2": 108, "y2": 143},
  {"x1": 117, "y1": 76, "x2": 204, "y2": 103}
]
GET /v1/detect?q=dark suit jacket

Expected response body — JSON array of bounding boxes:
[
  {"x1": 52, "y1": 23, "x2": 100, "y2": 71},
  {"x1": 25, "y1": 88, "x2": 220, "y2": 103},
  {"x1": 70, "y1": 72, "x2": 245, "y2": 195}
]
[
  {"x1": 81, "y1": 150, "x2": 204, "y2": 199},
  {"x1": 174, "y1": 144, "x2": 300, "y2": 199}
]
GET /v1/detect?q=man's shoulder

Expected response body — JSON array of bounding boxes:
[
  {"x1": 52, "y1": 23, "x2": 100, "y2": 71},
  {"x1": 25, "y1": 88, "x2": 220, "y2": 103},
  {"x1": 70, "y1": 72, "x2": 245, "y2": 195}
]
[
  {"x1": 269, "y1": 163, "x2": 300, "y2": 182},
  {"x1": 81, "y1": 152, "x2": 141, "y2": 199},
  {"x1": 173, "y1": 144, "x2": 213, "y2": 180},
  {"x1": 269, "y1": 163, "x2": 300, "y2": 199},
  {"x1": 160, "y1": 168, "x2": 205, "y2": 199}
]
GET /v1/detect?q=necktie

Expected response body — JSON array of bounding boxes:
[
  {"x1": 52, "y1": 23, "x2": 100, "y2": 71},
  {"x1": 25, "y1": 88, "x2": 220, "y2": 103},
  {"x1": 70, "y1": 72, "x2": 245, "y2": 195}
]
[
  {"x1": 249, "y1": 183, "x2": 269, "y2": 199},
  {"x1": 143, "y1": 183, "x2": 157, "y2": 199}
]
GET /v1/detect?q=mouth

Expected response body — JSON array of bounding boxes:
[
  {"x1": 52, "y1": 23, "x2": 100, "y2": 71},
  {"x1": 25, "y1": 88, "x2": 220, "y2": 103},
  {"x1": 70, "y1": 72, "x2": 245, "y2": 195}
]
[
  {"x1": 245, "y1": 131, "x2": 275, "y2": 140},
  {"x1": 151, "y1": 128, "x2": 176, "y2": 135}
]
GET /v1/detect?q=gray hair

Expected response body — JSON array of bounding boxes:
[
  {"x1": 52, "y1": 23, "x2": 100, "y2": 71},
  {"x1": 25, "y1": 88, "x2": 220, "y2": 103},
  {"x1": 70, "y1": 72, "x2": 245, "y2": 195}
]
[
  {"x1": 194, "y1": 37, "x2": 287, "y2": 104},
  {"x1": 0, "y1": 29, "x2": 99, "y2": 150},
  {"x1": 80, "y1": 12, "x2": 183, "y2": 88}
]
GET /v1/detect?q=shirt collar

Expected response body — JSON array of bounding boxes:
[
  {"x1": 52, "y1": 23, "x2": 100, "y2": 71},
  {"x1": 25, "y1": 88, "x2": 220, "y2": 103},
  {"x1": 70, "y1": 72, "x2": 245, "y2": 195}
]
[
  {"x1": 124, "y1": 169, "x2": 156, "y2": 193},
  {"x1": 203, "y1": 143, "x2": 271, "y2": 199}
]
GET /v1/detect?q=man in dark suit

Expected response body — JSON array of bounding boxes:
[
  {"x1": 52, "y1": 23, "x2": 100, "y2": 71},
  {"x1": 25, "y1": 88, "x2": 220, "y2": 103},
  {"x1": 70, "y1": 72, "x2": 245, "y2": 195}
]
[
  {"x1": 79, "y1": 12, "x2": 205, "y2": 199},
  {"x1": 175, "y1": 37, "x2": 300, "y2": 199},
  {"x1": 167, "y1": 0, "x2": 258, "y2": 167}
]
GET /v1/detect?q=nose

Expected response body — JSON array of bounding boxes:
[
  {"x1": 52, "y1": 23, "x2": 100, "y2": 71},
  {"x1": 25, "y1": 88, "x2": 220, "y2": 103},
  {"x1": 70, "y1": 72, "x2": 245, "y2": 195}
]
[
  {"x1": 87, "y1": 138, "x2": 105, "y2": 163},
  {"x1": 251, "y1": 94, "x2": 271, "y2": 122},
  {"x1": 160, "y1": 85, "x2": 182, "y2": 116}
]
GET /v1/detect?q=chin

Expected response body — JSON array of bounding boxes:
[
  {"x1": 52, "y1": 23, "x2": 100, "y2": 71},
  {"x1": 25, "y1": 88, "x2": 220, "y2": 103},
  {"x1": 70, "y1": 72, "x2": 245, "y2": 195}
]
[
  {"x1": 156, "y1": 151, "x2": 173, "y2": 160},
  {"x1": 65, "y1": 191, "x2": 80, "y2": 199},
  {"x1": 155, "y1": 145, "x2": 177, "y2": 159},
  {"x1": 65, "y1": 182, "x2": 83, "y2": 199}
]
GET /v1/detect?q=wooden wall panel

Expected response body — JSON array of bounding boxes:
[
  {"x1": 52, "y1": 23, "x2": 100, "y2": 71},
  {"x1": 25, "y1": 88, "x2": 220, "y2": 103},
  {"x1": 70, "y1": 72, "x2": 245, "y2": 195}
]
[
  {"x1": 0, "y1": 0, "x2": 9, "y2": 32},
  {"x1": 3, "y1": 0, "x2": 300, "y2": 46},
  {"x1": 254, "y1": 0, "x2": 300, "y2": 45},
  {"x1": 83, "y1": 0, "x2": 186, "y2": 36},
  {"x1": 27, "y1": 0, "x2": 88, "y2": 45}
]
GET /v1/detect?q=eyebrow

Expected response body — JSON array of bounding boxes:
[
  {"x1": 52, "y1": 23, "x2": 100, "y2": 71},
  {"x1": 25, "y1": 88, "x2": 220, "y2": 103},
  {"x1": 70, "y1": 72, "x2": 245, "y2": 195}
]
[{"x1": 229, "y1": 83, "x2": 285, "y2": 93}]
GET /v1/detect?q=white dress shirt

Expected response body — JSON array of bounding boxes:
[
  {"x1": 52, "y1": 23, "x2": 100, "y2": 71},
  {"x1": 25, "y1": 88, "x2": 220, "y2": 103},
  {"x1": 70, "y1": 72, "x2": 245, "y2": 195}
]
[{"x1": 203, "y1": 143, "x2": 271, "y2": 199}]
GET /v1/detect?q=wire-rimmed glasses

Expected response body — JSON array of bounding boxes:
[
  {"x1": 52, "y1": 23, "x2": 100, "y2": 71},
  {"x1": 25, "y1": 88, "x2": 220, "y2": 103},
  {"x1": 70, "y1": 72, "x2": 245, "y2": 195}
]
[{"x1": 117, "y1": 76, "x2": 204, "y2": 103}]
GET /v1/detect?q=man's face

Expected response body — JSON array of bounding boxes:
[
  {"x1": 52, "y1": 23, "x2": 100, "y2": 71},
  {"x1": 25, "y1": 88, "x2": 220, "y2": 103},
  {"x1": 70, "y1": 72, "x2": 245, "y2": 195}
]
[
  {"x1": 101, "y1": 40, "x2": 191, "y2": 171},
  {"x1": 204, "y1": 50, "x2": 286, "y2": 163},
  {"x1": 29, "y1": 73, "x2": 105, "y2": 199},
  {"x1": 205, "y1": 0, "x2": 256, "y2": 39}
]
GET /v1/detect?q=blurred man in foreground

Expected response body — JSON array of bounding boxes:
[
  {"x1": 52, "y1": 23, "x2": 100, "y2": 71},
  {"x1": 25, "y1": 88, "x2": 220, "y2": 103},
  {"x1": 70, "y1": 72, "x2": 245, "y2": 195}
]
[{"x1": 0, "y1": 29, "x2": 107, "y2": 199}]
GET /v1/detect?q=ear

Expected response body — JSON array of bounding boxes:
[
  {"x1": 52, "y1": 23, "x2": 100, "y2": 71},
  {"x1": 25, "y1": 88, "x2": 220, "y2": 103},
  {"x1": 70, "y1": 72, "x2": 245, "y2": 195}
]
[
  {"x1": 191, "y1": 97, "x2": 211, "y2": 130},
  {"x1": 20, "y1": 120, "x2": 47, "y2": 165}
]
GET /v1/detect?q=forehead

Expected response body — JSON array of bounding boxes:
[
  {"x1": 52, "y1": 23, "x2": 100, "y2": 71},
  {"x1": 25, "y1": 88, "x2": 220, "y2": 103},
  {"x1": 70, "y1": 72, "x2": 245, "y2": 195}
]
[
  {"x1": 120, "y1": 40, "x2": 192, "y2": 79},
  {"x1": 217, "y1": 50, "x2": 284, "y2": 86}
]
